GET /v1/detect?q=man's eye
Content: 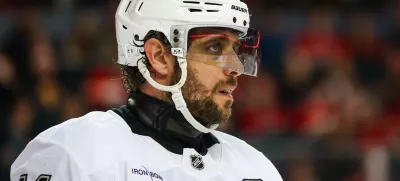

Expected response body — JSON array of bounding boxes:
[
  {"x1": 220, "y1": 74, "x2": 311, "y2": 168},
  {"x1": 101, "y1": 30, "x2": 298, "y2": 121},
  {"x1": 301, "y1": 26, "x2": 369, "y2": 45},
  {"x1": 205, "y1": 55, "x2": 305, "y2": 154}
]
[{"x1": 208, "y1": 44, "x2": 221, "y2": 53}]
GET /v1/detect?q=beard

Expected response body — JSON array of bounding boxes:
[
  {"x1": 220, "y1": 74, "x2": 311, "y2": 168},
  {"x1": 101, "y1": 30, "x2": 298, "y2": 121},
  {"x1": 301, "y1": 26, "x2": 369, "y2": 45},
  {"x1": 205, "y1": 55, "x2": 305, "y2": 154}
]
[{"x1": 164, "y1": 65, "x2": 237, "y2": 127}]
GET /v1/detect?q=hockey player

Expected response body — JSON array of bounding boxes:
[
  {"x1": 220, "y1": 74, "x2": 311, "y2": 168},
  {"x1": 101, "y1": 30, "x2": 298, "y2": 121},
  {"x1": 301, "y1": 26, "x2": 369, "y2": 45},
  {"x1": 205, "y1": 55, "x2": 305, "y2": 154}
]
[{"x1": 10, "y1": 0, "x2": 283, "y2": 180}]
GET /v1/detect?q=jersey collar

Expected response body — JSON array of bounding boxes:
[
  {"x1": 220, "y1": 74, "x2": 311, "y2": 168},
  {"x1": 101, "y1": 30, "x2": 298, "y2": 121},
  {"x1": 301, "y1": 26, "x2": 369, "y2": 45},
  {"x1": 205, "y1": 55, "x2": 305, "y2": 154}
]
[{"x1": 112, "y1": 91, "x2": 220, "y2": 156}]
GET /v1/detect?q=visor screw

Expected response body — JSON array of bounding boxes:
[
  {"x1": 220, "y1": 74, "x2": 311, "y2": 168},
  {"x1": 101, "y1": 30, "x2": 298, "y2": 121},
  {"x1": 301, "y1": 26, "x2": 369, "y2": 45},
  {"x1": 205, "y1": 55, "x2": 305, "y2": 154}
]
[
  {"x1": 134, "y1": 34, "x2": 139, "y2": 41},
  {"x1": 243, "y1": 20, "x2": 247, "y2": 26},
  {"x1": 174, "y1": 37, "x2": 179, "y2": 43},
  {"x1": 174, "y1": 29, "x2": 179, "y2": 35},
  {"x1": 233, "y1": 17, "x2": 237, "y2": 23}
]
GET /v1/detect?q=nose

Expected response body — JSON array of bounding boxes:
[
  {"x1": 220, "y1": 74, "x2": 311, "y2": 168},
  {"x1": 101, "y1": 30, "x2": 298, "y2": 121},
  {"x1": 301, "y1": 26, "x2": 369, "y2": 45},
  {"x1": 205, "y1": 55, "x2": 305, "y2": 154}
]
[
  {"x1": 223, "y1": 68, "x2": 241, "y2": 77},
  {"x1": 223, "y1": 52, "x2": 243, "y2": 77}
]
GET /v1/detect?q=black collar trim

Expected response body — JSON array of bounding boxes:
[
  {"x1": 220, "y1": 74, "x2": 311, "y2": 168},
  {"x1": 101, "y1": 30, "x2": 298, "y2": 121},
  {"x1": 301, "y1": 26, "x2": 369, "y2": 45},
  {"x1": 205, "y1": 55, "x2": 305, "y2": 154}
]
[{"x1": 112, "y1": 91, "x2": 219, "y2": 156}]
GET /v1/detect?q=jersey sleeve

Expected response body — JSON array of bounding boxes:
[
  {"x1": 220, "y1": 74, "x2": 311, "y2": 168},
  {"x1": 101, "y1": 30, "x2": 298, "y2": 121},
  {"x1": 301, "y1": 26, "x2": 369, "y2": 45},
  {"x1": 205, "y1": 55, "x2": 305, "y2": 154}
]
[{"x1": 10, "y1": 137, "x2": 87, "y2": 181}]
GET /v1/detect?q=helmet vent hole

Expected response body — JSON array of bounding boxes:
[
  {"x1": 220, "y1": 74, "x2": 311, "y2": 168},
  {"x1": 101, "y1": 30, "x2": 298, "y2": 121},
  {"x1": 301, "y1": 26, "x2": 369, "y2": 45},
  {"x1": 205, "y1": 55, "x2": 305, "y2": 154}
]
[
  {"x1": 206, "y1": 10, "x2": 219, "y2": 12},
  {"x1": 188, "y1": 8, "x2": 202, "y2": 12},
  {"x1": 204, "y1": 2, "x2": 222, "y2": 6},
  {"x1": 138, "y1": 2, "x2": 144, "y2": 11},
  {"x1": 125, "y1": 1, "x2": 132, "y2": 12},
  {"x1": 183, "y1": 1, "x2": 200, "y2": 4},
  {"x1": 122, "y1": 25, "x2": 127, "y2": 30}
]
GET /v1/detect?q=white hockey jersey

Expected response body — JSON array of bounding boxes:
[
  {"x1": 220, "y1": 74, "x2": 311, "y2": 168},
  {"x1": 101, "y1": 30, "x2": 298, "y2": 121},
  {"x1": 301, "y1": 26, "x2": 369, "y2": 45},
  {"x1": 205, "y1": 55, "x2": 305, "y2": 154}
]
[{"x1": 10, "y1": 109, "x2": 282, "y2": 181}]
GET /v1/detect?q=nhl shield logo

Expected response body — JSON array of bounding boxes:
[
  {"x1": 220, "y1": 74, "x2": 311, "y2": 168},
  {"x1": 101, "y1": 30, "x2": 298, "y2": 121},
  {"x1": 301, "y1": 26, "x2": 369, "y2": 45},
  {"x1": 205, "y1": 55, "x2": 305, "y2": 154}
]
[{"x1": 190, "y1": 154, "x2": 204, "y2": 170}]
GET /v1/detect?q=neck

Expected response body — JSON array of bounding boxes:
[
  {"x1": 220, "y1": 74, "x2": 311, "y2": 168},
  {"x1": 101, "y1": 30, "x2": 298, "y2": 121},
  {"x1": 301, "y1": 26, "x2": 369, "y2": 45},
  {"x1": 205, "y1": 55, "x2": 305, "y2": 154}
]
[{"x1": 140, "y1": 82, "x2": 172, "y2": 104}]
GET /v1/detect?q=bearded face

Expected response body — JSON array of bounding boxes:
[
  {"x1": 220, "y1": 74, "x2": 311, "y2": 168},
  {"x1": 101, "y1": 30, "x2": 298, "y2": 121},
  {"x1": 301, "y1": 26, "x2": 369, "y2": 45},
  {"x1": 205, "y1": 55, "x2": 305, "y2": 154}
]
[
  {"x1": 165, "y1": 28, "x2": 241, "y2": 127},
  {"x1": 173, "y1": 65, "x2": 237, "y2": 126}
]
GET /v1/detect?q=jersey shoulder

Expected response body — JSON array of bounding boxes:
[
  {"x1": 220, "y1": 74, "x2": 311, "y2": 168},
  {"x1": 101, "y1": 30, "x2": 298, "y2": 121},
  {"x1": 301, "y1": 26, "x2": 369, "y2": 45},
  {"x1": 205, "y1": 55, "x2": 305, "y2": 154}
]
[
  {"x1": 212, "y1": 130, "x2": 282, "y2": 180},
  {"x1": 12, "y1": 111, "x2": 136, "y2": 176},
  {"x1": 36, "y1": 110, "x2": 130, "y2": 144}
]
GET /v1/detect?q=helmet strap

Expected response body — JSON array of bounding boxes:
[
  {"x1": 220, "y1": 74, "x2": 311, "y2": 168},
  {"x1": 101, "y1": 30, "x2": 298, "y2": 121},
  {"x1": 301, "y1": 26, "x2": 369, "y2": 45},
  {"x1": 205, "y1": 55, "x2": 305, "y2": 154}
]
[{"x1": 137, "y1": 57, "x2": 219, "y2": 133}]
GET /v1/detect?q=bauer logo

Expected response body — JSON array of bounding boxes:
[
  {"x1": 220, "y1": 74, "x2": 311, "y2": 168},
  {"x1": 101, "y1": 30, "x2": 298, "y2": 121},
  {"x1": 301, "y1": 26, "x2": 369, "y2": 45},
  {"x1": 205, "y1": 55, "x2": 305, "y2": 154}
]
[{"x1": 231, "y1": 5, "x2": 248, "y2": 13}]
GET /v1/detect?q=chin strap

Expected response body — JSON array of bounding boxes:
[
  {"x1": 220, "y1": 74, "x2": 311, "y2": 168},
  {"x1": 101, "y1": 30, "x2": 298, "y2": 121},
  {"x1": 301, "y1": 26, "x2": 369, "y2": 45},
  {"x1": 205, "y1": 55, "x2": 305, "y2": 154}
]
[{"x1": 137, "y1": 57, "x2": 219, "y2": 133}]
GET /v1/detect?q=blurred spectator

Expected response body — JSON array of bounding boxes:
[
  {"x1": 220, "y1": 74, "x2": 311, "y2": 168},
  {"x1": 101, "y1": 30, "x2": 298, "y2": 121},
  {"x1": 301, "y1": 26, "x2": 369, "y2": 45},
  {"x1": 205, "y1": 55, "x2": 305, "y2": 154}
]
[
  {"x1": 234, "y1": 71, "x2": 286, "y2": 136},
  {"x1": 297, "y1": 69, "x2": 355, "y2": 136},
  {"x1": 60, "y1": 93, "x2": 86, "y2": 121},
  {"x1": 29, "y1": 32, "x2": 63, "y2": 138},
  {"x1": 290, "y1": 7, "x2": 350, "y2": 69},
  {"x1": 0, "y1": 53, "x2": 16, "y2": 145},
  {"x1": 345, "y1": 10, "x2": 387, "y2": 89},
  {"x1": 0, "y1": 53, "x2": 16, "y2": 180},
  {"x1": 379, "y1": 48, "x2": 400, "y2": 114},
  {"x1": 279, "y1": 46, "x2": 326, "y2": 107},
  {"x1": 1, "y1": 97, "x2": 35, "y2": 180},
  {"x1": 83, "y1": 64, "x2": 127, "y2": 111},
  {"x1": 0, "y1": 9, "x2": 40, "y2": 95},
  {"x1": 64, "y1": 10, "x2": 103, "y2": 67}
]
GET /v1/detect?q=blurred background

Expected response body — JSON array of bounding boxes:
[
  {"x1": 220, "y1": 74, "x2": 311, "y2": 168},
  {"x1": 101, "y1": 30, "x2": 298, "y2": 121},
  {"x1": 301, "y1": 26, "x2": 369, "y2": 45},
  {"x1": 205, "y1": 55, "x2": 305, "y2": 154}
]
[{"x1": 0, "y1": 0, "x2": 400, "y2": 180}]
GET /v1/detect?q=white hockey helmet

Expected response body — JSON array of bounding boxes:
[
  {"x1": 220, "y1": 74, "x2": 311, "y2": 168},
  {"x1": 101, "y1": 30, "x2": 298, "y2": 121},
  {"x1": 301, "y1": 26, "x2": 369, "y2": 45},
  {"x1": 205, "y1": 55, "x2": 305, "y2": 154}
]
[{"x1": 115, "y1": 0, "x2": 261, "y2": 133}]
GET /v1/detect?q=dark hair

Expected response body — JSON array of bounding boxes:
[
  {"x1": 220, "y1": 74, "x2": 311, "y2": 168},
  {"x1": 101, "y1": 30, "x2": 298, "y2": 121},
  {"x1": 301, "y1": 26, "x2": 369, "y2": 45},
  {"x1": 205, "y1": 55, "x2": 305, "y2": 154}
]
[{"x1": 120, "y1": 30, "x2": 172, "y2": 93}]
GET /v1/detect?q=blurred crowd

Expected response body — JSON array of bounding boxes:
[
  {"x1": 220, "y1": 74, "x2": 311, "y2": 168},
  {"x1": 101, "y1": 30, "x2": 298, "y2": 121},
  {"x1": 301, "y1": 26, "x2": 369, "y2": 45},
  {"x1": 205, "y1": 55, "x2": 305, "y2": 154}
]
[{"x1": 0, "y1": 0, "x2": 400, "y2": 181}]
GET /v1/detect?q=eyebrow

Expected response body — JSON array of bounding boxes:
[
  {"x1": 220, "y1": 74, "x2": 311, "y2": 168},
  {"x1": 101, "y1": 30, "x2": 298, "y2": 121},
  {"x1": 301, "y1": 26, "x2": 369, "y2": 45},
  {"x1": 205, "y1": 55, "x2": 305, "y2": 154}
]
[
  {"x1": 189, "y1": 34, "x2": 238, "y2": 48},
  {"x1": 190, "y1": 33, "x2": 237, "y2": 41},
  {"x1": 206, "y1": 36, "x2": 232, "y2": 46},
  {"x1": 189, "y1": 33, "x2": 259, "y2": 48}
]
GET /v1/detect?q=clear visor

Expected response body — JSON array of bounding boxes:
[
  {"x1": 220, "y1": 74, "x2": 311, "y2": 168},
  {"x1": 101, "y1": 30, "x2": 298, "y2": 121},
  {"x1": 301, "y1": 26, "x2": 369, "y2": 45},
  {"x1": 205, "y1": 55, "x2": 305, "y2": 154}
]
[{"x1": 186, "y1": 28, "x2": 260, "y2": 76}]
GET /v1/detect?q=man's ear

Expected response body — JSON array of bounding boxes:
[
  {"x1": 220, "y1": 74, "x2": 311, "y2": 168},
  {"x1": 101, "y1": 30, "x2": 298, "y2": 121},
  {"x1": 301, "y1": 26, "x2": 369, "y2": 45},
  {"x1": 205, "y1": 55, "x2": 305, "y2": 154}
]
[{"x1": 144, "y1": 38, "x2": 173, "y2": 77}]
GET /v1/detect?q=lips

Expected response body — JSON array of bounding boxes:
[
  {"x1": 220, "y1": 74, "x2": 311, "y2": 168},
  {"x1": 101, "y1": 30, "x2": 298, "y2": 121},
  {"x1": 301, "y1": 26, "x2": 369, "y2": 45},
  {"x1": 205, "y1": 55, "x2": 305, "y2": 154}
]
[
  {"x1": 218, "y1": 85, "x2": 237, "y2": 95},
  {"x1": 219, "y1": 89, "x2": 233, "y2": 94}
]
